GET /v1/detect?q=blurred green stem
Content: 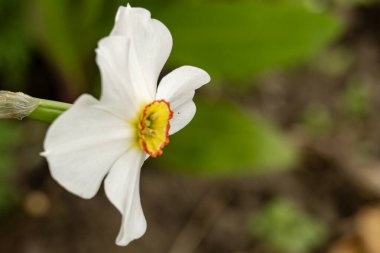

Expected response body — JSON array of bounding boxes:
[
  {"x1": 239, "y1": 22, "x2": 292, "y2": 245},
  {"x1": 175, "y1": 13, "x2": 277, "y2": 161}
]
[{"x1": 28, "y1": 99, "x2": 71, "y2": 123}]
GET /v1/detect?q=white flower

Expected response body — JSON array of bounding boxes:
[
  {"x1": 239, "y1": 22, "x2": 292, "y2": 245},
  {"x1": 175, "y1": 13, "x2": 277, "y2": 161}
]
[{"x1": 41, "y1": 4, "x2": 210, "y2": 246}]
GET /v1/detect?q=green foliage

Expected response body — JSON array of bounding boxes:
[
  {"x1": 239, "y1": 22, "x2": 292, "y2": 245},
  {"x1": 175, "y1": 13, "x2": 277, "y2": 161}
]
[
  {"x1": 149, "y1": 1, "x2": 342, "y2": 83},
  {"x1": 0, "y1": 0, "x2": 30, "y2": 87},
  {"x1": 249, "y1": 198, "x2": 327, "y2": 253},
  {"x1": 157, "y1": 100, "x2": 298, "y2": 176},
  {"x1": 342, "y1": 77, "x2": 371, "y2": 120},
  {"x1": 0, "y1": 121, "x2": 21, "y2": 214},
  {"x1": 31, "y1": 0, "x2": 87, "y2": 94},
  {"x1": 1, "y1": 0, "x2": 342, "y2": 91},
  {"x1": 29, "y1": 0, "x2": 119, "y2": 94},
  {"x1": 0, "y1": 0, "x2": 341, "y2": 179},
  {"x1": 0, "y1": 0, "x2": 343, "y2": 95}
]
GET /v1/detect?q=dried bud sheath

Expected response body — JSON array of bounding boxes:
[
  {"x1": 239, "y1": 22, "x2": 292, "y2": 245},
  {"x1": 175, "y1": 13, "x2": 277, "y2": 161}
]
[{"x1": 0, "y1": 91, "x2": 39, "y2": 120}]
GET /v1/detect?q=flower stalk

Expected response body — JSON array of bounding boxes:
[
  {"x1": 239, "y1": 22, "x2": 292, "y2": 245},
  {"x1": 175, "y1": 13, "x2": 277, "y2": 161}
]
[
  {"x1": 0, "y1": 91, "x2": 70, "y2": 123},
  {"x1": 28, "y1": 99, "x2": 71, "y2": 123}
]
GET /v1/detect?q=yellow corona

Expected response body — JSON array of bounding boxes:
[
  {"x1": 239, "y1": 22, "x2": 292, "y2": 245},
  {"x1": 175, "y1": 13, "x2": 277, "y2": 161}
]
[{"x1": 136, "y1": 100, "x2": 173, "y2": 157}]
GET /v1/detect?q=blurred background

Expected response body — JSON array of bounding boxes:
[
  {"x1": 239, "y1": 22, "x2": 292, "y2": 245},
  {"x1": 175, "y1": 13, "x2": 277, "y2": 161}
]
[{"x1": 1, "y1": 0, "x2": 380, "y2": 252}]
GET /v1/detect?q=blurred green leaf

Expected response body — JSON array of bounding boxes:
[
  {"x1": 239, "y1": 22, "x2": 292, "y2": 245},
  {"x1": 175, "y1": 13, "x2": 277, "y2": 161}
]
[
  {"x1": 151, "y1": 1, "x2": 342, "y2": 82},
  {"x1": 81, "y1": 0, "x2": 104, "y2": 28},
  {"x1": 30, "y1": 0, "x2": 87, "y2": 94},
  {"x1": 249, "y1": 198, "x2": 327, "y2": 253},
  {"x1": 0, "y1": 0, "x2": 30, "y2": 87},
  {"x1": 27, "y1": 0, "x2": 122, "y2": 96},
  {"x1": 157, "y1": 100, "x2": 298, "y2": 176}
]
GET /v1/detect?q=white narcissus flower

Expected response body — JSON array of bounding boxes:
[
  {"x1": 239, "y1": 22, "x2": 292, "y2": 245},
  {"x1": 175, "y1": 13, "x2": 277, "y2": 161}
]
[{"x1": 41, "y1": 5, "x2": 210, "y2": 246}]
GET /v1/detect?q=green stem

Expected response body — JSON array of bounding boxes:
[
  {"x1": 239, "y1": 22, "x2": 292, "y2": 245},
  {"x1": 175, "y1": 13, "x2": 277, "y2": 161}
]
[
  {"x1": 28, "y1": 99, "x2": 71, "y2": 123},
  {"x1": 38, "y1": 99, "x2": 71, "y2": 111}
]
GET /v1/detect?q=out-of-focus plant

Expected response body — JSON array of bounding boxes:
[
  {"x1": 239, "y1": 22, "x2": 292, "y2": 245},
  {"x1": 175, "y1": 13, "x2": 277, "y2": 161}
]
[
  {"x1": 21, "y1": 0, "x2": 342, "y2": 90},
  {"x1": 249, "y1": 198, "x2": 327, "y2": 253},
  {"x1": 28, "y1": 0, "x2": 120, "y2": 96},
  {"x1": 0, "y1": 0, "x2": 345, "y2": 177},
  {"x1": 158, "y1": 100, "x2": 298, "y2": 176},
  {"x1": 0, "y1": 0, "x2": 30, "y2": 88},
  {"x1": 0, "y1": 121, "x2": 21, "y2": 215},
  {"x1": 149, "y1": 1, "x2": 342, "y2": 84}
]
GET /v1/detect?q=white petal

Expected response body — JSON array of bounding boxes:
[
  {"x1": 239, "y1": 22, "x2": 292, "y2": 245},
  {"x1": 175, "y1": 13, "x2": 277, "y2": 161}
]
[
  {"x1": 169, "y1": 101, "x2": 196, "y2": 135},
  {"x1": 110, "y1": 5, "x2": 173, "y2": 99},
  {"x1": 96, "y1": 36, "x2": 150, "y2": 117},
  {"x1": 156, "y1": 66, "x2": 210, "y2": 134},
  {"x1": 43, "y1": 94, "x2": 132, "y2": 199},
  {"x1": 156, "y1": 66, "x2": 210, "y2": 107},
  {"x1": 104, "y1": 148, "x2": 147, "y2": 246}
]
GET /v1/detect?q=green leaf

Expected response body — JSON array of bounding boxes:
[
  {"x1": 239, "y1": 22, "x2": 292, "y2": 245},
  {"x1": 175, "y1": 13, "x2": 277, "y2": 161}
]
[
  {"x1": 30, "y1": 0, "x2": 87, "y2": 94},
  {"x1": 157, "y1": 100, "x2": 298, "y2": 176},
  {"x1": 151, "y1": 1, "x2": 342, "y2": 82},
  {"x1": 0, "y1": 0, "x2": 30, "y2": 87},
  {"x1": 81, "y1": 0, "x2": 104, "y2": 28}
]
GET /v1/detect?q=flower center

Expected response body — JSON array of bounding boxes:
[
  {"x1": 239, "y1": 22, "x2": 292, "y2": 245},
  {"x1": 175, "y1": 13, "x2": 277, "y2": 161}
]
[{"x1": 136, "y1": 100, "x2": 173, "y2": 158}]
